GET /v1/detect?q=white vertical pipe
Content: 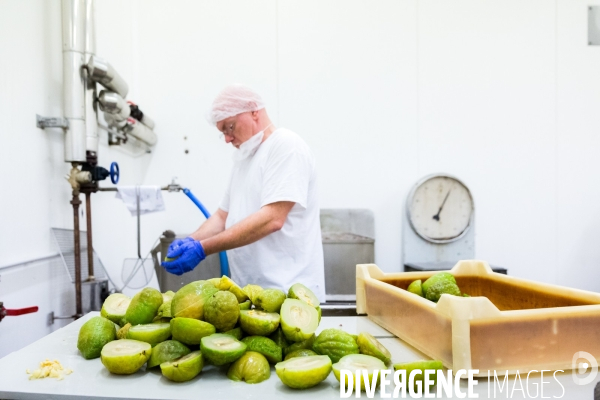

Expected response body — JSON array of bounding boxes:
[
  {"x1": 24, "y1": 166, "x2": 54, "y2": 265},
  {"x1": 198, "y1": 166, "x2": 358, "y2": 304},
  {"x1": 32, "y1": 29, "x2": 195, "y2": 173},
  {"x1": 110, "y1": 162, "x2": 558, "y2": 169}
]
[
  {"x1": 62, "y1": 0, "x2": 87, "y2": 162},
  {"x1": 84, "y1": 0, "x2": 98, "y2": 153}
]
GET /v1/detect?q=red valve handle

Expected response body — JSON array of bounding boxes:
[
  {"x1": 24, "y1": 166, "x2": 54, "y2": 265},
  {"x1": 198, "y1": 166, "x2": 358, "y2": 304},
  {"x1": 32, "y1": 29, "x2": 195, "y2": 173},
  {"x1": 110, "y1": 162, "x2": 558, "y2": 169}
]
[{"x1": 5, "y1": 306, "x2": 38, "y2": 316}]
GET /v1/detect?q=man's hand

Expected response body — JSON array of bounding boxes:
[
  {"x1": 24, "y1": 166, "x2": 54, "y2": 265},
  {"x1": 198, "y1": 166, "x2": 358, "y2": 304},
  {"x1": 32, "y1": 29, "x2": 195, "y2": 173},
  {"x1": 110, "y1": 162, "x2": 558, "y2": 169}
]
[
  {"x1": 161, "y1": 238, "x2": 206, "y2": 276},
  {"x1": 167, "y1": 237, "x2": 194, "y2": 255}
]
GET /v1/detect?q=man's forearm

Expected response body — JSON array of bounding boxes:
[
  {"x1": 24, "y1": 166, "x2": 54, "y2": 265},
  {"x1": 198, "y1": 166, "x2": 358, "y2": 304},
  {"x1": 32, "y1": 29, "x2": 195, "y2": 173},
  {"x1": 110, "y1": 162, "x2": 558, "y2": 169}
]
[
  {"x1": 190, "y1": 209, "x2": 227, "y2": 241},
  {"x1": 200, "y1": 202, "x2": 294, "y2": 255}
]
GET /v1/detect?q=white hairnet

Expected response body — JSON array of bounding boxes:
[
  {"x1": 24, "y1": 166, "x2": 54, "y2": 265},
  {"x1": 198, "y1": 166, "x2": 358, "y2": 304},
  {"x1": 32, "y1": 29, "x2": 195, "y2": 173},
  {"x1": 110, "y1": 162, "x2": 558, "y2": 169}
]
[{"x1": 207, "y1": 84, "x2": 266, "y2": 125}]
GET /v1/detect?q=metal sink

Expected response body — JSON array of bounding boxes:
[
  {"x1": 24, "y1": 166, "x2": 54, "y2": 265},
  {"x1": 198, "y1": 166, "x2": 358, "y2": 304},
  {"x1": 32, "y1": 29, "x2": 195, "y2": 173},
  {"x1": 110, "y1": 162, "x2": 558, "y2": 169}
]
[{"x1": 319, "y1": 301, "x2": 357, "y2": 317}]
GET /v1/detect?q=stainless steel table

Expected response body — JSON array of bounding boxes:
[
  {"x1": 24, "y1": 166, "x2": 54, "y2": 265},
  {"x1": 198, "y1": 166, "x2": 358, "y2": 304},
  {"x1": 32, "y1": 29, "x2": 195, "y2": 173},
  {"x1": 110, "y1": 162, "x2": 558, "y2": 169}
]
[{"x1": 0, "y1": 312, "x2": 596, "y2": 399}]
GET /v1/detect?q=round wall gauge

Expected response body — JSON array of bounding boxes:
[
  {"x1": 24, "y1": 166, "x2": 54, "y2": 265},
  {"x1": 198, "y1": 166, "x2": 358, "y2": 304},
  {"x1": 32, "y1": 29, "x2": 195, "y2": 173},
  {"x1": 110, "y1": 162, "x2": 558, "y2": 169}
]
[{"x1": 406, "y1": 174, "x2": 474, "y2": 244}]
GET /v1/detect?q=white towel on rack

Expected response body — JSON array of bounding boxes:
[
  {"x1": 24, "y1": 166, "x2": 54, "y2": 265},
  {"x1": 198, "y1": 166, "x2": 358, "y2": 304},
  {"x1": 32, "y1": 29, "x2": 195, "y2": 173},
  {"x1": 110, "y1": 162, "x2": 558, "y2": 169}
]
[{"x1": 116, "y1": 186, "x2": 165, "y2": 216}]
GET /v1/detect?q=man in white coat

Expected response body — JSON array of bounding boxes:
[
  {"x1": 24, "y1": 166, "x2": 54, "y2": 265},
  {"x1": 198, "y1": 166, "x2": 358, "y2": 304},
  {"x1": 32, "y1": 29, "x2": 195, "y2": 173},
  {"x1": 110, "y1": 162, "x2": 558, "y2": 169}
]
[{"x1": 162, "y1": 84, "x2": 326, "y2": 302}]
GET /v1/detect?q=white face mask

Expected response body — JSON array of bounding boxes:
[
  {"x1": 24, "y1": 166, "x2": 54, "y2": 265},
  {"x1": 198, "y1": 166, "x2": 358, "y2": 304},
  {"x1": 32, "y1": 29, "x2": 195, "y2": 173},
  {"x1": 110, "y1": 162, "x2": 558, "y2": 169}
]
[{"x1": 232, "y1": 123, "x2": 273, "y2": 162}]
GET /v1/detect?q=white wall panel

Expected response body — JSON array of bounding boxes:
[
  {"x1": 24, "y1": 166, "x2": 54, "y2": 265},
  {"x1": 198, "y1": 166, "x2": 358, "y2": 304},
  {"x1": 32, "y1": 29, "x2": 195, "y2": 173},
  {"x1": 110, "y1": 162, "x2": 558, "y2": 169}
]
[
  {"x1": 555, "y1": 0, "x2": 600, "y2": 291},
  {"x1": 0, "y1": 0, "x2": 65, "y2": 266},
  {"x1": 278, "y1": 0, "x2": 418, "y2": 272},
  {"x1": 0, "y1": 260, "x2": 74, "y2": 359},
  {"x1": 416, "y1": 0, "x2": 557, "y2": 282}
]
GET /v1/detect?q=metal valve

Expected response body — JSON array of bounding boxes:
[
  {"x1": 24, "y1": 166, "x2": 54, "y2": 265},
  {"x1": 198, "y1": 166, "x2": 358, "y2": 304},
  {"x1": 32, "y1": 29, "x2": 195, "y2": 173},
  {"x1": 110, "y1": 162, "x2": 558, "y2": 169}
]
[{"x1": 0, "y1": 302, "x2": 39, "y2": 323}]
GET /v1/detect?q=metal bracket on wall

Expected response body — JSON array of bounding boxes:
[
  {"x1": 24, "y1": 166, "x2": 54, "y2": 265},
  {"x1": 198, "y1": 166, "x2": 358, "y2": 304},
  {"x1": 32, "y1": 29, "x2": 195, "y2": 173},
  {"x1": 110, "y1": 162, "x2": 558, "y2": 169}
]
[
  {"x1": 47, "y1": 312, "x2": 75, "y2": 326},
  {"x1": 36, "y1": 114, "x2": 69, "y2": 130}
]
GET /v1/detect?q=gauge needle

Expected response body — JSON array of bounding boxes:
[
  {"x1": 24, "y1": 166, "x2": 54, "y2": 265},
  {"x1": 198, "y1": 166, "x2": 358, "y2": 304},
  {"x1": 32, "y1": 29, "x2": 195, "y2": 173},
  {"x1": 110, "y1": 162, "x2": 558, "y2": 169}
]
[{"x1": 432, "y1": 190, "x2": 451, "y2": 221}]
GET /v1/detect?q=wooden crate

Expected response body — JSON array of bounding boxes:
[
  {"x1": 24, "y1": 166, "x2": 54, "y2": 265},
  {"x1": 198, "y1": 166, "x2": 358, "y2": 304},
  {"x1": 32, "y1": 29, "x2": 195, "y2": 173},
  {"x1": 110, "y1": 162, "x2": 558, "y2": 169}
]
[{"x1": 356, "y1": 260, "x2": 600, "y2": 376}]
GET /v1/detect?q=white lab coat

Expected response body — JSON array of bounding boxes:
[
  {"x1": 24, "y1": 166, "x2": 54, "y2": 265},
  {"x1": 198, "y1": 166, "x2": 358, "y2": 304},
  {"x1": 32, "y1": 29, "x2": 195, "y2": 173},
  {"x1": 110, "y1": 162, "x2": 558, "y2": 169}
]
[{"x1": 220, "y1": 128, "x2": 326, "y2": 302}]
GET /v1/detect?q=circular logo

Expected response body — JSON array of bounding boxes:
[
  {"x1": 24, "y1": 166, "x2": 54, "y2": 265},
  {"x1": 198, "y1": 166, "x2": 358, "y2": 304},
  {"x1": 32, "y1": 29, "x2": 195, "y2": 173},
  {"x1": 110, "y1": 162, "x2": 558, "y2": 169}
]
[{"x1": 572, "y1": 351, "x2": 598, "y2": 386}]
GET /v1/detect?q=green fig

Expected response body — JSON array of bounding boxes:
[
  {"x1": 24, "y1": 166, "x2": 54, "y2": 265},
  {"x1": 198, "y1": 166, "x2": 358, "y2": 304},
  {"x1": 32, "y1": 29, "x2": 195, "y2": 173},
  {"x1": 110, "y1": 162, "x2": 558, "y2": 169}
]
[
  {"x1": 227, "y1": 351, "x2": 271, "y2": 384},
  {"x1": 77, "y1": 316, "x2": 116, "y2": 360}
]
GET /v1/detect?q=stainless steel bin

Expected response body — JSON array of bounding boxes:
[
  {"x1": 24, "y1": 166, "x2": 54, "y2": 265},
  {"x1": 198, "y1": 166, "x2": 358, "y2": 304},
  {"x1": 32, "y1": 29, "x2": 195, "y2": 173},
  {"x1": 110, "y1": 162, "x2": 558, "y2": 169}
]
[
  {"x1": 321, "y1": 209, "x2": 375, "y2": 301},
  {"x1": 322, "y1": 232, "x2": 374, "y2": 300}
]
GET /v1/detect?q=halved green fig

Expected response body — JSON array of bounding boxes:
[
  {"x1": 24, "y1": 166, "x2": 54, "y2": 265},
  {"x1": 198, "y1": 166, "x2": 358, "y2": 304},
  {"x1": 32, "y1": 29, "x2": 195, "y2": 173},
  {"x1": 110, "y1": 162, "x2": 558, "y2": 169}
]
[
  {"x1": 393, "y1": 360, "x2": 444, "y2": 392},
  {"x1": 284, "y1": 349, "x2": 318, "y2": 360},
  {"x1": 171, "y1": 280, "x2": 219, "y2": 319},
  {"x1": 280, "y1": 299, "x2": 318, "y2": 342},
  {"x1": 407, "y1": 280, "x2": 424, "y2": 297},
  {"x1": 117, "y1": 323, "x2": 132, "y2": 340},
  {"x1": 333, "y1": 354, "x2": 386, "y2": 390},
  {"x1": 126, "y1": 322, "x2": 171, "y2": 346},
  {"x1": 223, "y1": 327, "x2": 244, "y2": 340},
  {"x1": 160, "y1": 351, "x2": 204, "y2": 382},
  {"x1": 312, "y1": 329, "x2": 359, "y2": 363},
  {"x1": 77, "y1": 316, "x2": 116, "y2": 359},
  {"x1": 170, "y1": 317, "x2": 216, "y2": 345},
  {"x1": 147, "y1": 340, "x2": 191, "y2": 368},
  {"x1": 241, "y1": 336, "x2": 282, "y2": 364},
  {"x1": 100, "y1": 339, "x2": 151, "y2": 375},
  {"x1": 125, "y1": 288, "x2": 163, "y2": 325},
  {"x1": 269, "y1": 327, "x2": 290, "y2": 349},
  {"x1": 239, "y1": 300, "x2": 252, "y2": 310},
  {"x1": 275, "y1": 355, "x2": 332, "y2": 389},
  {"x1": 357, "y1": 332, "x2": 392, "y2": 365},
  {"x1": 288, "y1": 283, "x2": 319, "y2": 307},
  {"x1": 283, "y1": 334, "x2": 315, "y2": 356},
  {"x1": 421, "y1": 272, "x2": 456, "y2": 296},
  {"x1": 200, "y1": 334, "x2": 247, "y2": 366},
  {"x1": 227, "y1": 351, "x2": 271, "y2": 384},
  {"x1": 204, "y1": 291, "x2": 240, "y2": 332},
  {"x1": 242, "y1": 284, "x2": 263, "y2": 304},
  {"x1": 101, "y1": 294, "x2": 131, "y2": 325},
  {"x1": 239, "y1": 310, "x2": 280, "y2": 336},
  {"x1": 255, "y1": 289, "x2": 286, "y2": 313}
]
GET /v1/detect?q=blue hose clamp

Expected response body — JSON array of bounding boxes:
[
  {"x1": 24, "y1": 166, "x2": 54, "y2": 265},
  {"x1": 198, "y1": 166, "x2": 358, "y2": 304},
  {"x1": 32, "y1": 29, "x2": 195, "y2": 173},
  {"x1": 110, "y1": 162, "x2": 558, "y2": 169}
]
[{"x1": 110, "y1": 162, "x2": 120, "y2": 184}]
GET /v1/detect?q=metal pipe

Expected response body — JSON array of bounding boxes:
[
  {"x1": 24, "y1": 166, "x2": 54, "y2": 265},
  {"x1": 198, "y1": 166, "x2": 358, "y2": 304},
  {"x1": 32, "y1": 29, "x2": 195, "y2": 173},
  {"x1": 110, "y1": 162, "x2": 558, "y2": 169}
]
[
  {"x1": 0, "y1": 253, "x2": 61, "y2": 271},
  {"x1": 87, "y1": 56, "x2": 129, "y2": 98},
  {"x1": 98, "y1": 91, "x2": 130, "y2": 121},
  {"x1": 123, "y1": 118, "x2": 157, "y2": 146},
  {"x1": 62, "y1": 0, "x2": 87, "y2": 162},
  {"x1": 84, "y1": 0, "x2": 98, "y2": 153},
  {"x1": 136, "y1": 187, "x2": 141, "y2": 259},
  {"x1": 71, "y1": 190, "x2": 83, "y2": 318},
  {"x1": 97, "y1": 123, "x2": 127, "y2": 141},
  {"x1": 85, "y1": 192, "x2": 95, "y2": 280},
  {"x1": 128, "y1": 102, "x2": 155, "y2": 130},
  {"x1": 97, "y1": 185, "x2": 171, "y2": 192}
]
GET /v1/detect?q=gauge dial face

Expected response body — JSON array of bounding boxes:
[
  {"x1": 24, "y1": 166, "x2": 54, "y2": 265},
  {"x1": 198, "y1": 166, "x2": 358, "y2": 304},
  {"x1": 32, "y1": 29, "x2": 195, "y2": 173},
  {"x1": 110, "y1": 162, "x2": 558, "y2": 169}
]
[{"x1": 408, "y1": 176, "x2": 473, "y2": 243}]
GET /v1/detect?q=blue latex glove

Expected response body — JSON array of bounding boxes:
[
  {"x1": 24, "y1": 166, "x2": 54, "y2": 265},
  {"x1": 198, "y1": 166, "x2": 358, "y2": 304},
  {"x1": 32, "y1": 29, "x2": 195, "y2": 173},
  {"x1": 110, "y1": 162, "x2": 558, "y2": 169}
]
[
  {"x1": 167, "y1": 237, "x2": 194, "y2": 255},
  {"x1": 162, "y1": 239, "x2": 206, "y2": 276}
]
